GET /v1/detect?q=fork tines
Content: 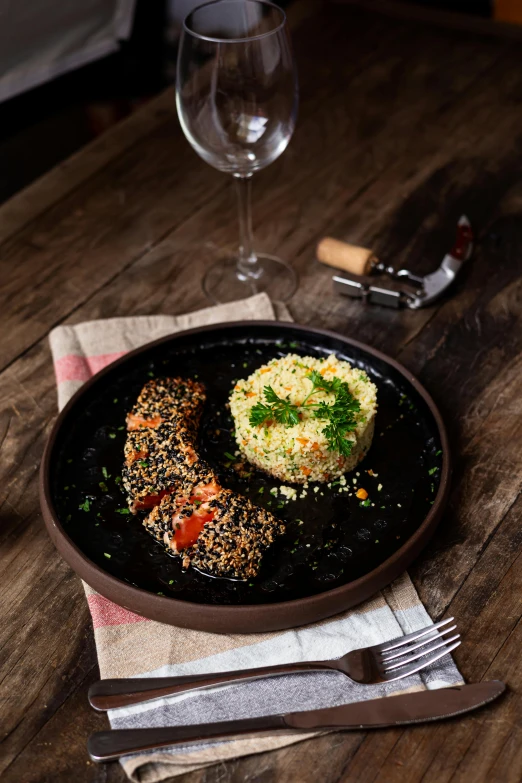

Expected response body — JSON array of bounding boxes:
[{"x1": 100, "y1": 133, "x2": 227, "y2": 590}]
[{"x1": 377, "y1": 618, "x2": 461, "y2": 682}]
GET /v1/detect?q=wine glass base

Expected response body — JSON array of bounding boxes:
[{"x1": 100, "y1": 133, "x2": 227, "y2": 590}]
[{"x1": 202, "y1": 253, "x2": 298, "y2": 304}]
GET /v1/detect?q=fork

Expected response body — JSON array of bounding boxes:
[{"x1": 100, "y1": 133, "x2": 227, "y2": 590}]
[{"x1": 88, "y1": 617, "x2": 460, "y2": 711}]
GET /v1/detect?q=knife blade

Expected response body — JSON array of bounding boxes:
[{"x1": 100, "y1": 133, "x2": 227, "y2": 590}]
[{"x1": 88, "y1": 681, "x2": 505, "y2": 762}]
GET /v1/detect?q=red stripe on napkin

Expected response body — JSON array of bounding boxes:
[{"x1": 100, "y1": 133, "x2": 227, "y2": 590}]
[
  {"x1": 54, "y1": 351, "x2": 127, "y2": 383},
  {"x1": 87, "y1": 593, "x2": 150, "y2": 628}
]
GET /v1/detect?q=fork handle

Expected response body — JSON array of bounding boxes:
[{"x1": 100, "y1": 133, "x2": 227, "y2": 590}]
[{"x1": 89, "y1": 661, "x2": 335, "y2": 711}]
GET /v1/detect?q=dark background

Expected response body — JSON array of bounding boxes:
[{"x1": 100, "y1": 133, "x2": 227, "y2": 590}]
[{"x1": 0, "y1": 0, "x2": 506, "y2": 204}]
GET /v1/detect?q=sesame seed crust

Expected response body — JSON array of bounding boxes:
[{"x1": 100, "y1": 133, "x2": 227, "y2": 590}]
[
  {"x1": 128, "y1": 377, "x2": 206, "y2": 429},
  {"x1": 122, "y1": 423, "x2": 209, "y2": 511},
  {"x1": 123, "y1": 378, "x2": 206, "y2": 512},
  {"x1": 147, "y1": 489, "x2": 284, "y2": 580}
]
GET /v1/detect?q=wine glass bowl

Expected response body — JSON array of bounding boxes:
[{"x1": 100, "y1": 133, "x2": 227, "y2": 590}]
[
  {"x1": 177, "y1": 1, "x2": 297, "y2": 177},
  {"x1": 176, "y1": 0, "x2": 299, "y2": 303}
]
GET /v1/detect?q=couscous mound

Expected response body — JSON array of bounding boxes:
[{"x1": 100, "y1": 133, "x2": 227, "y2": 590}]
[{"x1": 229, "y1": 354, "x2": 377, "y2": 483}]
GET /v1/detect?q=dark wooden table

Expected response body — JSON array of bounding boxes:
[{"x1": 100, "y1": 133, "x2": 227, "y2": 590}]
[{"x1": 1, "y1": 2, "x2": 521, "y2": 781}]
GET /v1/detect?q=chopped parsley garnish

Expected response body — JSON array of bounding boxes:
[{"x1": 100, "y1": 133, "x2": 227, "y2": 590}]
[
  {"x1": 360, "y1": 499, "x2": 371, "y2": 507},
  {"x1": 114, "y1": 476, "x2": 122, "y2": 485},
  {"x1": 116, "y1": 508, "x2": 131, "y2": 515},
  {"x1": 108, "y1": 433, "x2": 116, "y2": 439},
  {"x1": 249, "y1": 371, "x2": 360, "y2": 457},
  {"x1": 289, "y1": 341, "x2": 299, "y2": 348},
  {"x1": 79, "y1": 499, "x2": 91, "y2": 512},
  {"x1": 104, "y1": 552, "x2": 111, "y2": 559},
  {"x1": 258, "y1": 486, "x2": 264, "y2": 494},
  {"x1": 435, "y1": 449, "x2": 442, "y2": 456},
  {"x1": 428, "y1": 467, "x2": 438, "y2": 475},
  {"x1": 139, "y1": 460, "x2": 149, "y2": 468},
  {"x1": 102, "y1": 467, "x2": 109, "y2": 479},
  {"x1": 224, "y1": 451, "x2": 236, "y2": 460},
  {"x1": 99, "y1": 481, "x2": 108, "y2": 492}
]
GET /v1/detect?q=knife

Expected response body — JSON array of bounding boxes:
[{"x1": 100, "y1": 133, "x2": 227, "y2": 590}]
[{"x1": 88, "y1": 681, "x2": 505, "y2": 762}]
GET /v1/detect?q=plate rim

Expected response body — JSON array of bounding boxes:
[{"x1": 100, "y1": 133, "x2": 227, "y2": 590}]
[{"x1": 40, "y1": 320, "x2": 450, "y2": 633}]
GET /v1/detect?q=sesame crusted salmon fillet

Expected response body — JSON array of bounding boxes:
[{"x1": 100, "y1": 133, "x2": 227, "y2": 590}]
[
  {"x1": 122, "y1": 378, "x2": 206, "y2": 512},
  {"x1": 123, "y1": 377, "x2": 284, "y2": 579},
  {"x1": 123, "y1": 423, "x2": 204, "y2": 511},
  {"x1": 145, "y1": 487, "x2": 284, "y2": 580},
  {"x1": 126, "y1": 376, "x2": 205, "y2": 434}
]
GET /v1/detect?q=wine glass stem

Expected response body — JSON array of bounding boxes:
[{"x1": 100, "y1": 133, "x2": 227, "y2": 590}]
[{"x1": 235, "y1": 175, "x2": 262, "y2": 281}]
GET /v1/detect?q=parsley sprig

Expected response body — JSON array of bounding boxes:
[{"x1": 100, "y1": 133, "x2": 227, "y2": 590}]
[
  {"x1": 249, "y1": 385, "x2": 301, "y2": 428},
  {"x1": 249, "y1": 370, "x2": 361, "y2": 457}
]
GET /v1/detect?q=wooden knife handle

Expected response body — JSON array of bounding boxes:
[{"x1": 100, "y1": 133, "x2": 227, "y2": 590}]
[{"x1": 317, "y1": 237, "x2": 378, "y2": 276}]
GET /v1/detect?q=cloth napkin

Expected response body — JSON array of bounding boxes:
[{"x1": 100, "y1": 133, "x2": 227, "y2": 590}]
[{"x1": 49, "y1": 293, "x2": 462, "y2": 783}]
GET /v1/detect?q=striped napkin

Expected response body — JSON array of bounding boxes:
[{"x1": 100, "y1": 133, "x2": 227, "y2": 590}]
[{"x1": 49, "y1": 293, "x2": 462, "y2": 783}]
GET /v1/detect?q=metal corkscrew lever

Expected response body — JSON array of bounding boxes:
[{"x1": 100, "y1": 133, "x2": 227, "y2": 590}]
[{"x1": 319, "y1": 216, "x2": 473, "y2": 309}]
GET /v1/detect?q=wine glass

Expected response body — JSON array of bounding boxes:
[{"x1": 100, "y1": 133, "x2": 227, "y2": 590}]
[{"x1": 176, "y1": 0, "x2": 299, "y2": 303}]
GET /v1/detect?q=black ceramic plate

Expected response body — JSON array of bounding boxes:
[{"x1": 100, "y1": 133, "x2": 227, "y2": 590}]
[{"x1": 41, "y1": 322, "x2": 449, "y2": 633}]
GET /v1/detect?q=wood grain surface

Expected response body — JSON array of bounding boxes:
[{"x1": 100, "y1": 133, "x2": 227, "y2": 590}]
[{"x1": 0, "y1": 2, "x2": 521, "y2": 782}]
